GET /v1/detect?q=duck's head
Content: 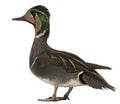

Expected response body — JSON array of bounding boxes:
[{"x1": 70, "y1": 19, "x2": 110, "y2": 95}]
[{"x1": 13, "y1": 5, "x2": 50, "y2": 37}]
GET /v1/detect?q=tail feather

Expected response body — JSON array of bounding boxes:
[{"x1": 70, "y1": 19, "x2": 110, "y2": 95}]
[
  {"x1": 87, "y1": 62, "x2": 111, "y2": 70},
  {"x1": 80, "y1": 71, "x2": 115, "y2": 91}
]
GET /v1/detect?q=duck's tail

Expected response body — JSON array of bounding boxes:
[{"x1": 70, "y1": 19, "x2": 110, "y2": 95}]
[{"x1": 79, "y1": 71, "x2": 115, "y2": 91}]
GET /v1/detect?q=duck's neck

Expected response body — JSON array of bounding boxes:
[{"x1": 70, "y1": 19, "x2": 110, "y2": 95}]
[
  {"x1": 35, "y1": 28, "x2": 50, "y2": 41},
  {"x1": 29, "y1": 29, "x2": 50, "y2": 68}
]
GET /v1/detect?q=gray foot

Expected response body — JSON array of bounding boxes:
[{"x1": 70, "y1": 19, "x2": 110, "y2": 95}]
[{"x1": 38, "y1": 96, "x2": 70, "y2": 102}]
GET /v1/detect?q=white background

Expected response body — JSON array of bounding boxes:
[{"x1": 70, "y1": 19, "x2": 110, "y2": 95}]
[{"x1": 0, "y1": 0, "x2": 120, "y2": 104}]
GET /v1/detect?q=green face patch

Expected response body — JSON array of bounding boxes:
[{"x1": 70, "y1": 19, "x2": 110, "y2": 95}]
[{"x1": 37, "y1": 12, "x2": 49, "y2": 32}]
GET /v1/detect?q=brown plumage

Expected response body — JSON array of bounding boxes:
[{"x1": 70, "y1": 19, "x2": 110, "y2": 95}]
[
  {"x1": 38, "y1": 49, "x2": 115, "y2": 91},
  {"x1": 13, "y1": 5, "x2": 115, "y2": 102}
]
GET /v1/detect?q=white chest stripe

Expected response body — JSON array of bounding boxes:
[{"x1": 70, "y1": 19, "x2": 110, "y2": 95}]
[{"x1": 31, "y1": 57, "x2": 38, "y2": 68}]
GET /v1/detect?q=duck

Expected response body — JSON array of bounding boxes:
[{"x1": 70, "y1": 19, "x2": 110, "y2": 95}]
[{"x1": 13, "y1": 5, "x2": 115, "y2": 101}]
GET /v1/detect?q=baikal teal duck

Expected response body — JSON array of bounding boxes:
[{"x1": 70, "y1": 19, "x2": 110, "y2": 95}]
[{"x1": 13, "y1": 5, "x2": 115, "y2": 102}]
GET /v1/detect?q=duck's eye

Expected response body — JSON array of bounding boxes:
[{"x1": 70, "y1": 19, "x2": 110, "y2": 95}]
[{"x1": 30, "y1": 10, "x2": 36, "y2": 17}]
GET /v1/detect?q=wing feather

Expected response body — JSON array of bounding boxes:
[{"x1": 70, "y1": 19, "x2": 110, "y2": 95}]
[
  {"x1": 43, "y1": 50, "x2": 111, "y2": 73},
  {"x1": 49, "y1": 50, "x2": 89, "y2": 73}
]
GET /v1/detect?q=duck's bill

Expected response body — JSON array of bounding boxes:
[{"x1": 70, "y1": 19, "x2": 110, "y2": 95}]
[{"x1": 12, "y1": 15, "x2": 26, "y2": 21}]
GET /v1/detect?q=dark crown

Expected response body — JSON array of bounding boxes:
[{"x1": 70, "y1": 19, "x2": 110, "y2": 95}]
[{"x1": 31, "y1": 5, "x2": 50, "y2": 19}]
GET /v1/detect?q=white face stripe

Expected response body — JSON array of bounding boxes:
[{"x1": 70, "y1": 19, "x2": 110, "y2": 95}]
[{"x1": 35, "y1": 29, "x2": 48, "y2": 38}]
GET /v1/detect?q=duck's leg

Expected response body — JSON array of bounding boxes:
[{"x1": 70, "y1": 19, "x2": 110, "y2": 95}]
[
  {"x1": 38, "y1": 85, "x2": 58, "y2": 101},
  {"x1": 57, "y1": 87, "x2": 73, "y2": 100},
  {"x1": 64, "y1": 87, "x2": 73, "y2": 100},
  {"x1": 46, "y1": 87, "x2": 73, "y2": 101}
]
